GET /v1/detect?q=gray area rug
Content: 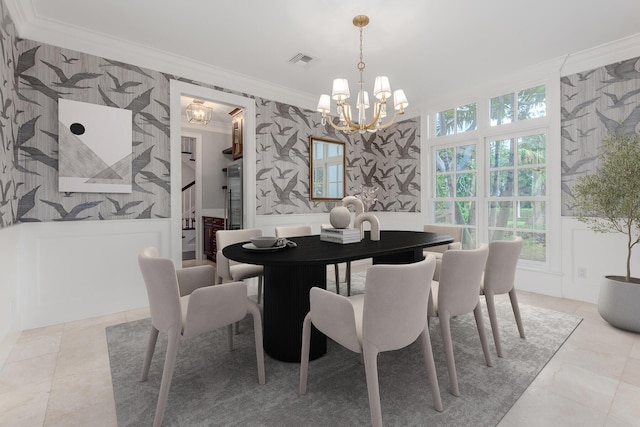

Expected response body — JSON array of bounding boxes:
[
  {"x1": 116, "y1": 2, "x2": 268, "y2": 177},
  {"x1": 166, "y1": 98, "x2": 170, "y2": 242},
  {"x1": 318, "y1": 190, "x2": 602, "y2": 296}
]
[{"x1": 107, "y1": 272, "x2": 582, "y2": 426}]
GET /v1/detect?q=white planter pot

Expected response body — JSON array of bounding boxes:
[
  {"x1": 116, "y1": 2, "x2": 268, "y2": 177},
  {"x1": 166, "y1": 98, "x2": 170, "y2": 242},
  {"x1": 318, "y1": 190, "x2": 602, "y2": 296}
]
[{"x1": 598, "y1": 276, "x2": 640, "y2": 333}]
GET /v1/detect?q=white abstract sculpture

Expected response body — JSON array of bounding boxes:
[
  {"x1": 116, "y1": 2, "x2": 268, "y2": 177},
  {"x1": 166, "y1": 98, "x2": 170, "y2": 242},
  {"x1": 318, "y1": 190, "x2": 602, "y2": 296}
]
[
  {"x1": 341, "y1": 196, "x2": 365, "y2": 217},
  {"x1": 354, "y1": 213, "x2": 381, "y2": 241}
]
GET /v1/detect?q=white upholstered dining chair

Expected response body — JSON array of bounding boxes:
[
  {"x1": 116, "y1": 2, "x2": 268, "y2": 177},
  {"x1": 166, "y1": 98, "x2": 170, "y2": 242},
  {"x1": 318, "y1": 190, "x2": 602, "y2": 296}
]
[
  {"x1": 300, "y1": 256, "x2": 443, "y2": 427},
  {"x1": 138, "y1": 247, "x2": 265, "y2": 427},
  {"x1": 481, "y1": 236, "x2": 525, "y2": 357},
  {"x1": 423, "y1": 224, "x2": 464, "y2": 280},
  {"x1": 216, "y1": 228, "x2": 264, "y2": 303},
  {"x1": 429, "y1": 244, "x2": 492, "y2": 397}
]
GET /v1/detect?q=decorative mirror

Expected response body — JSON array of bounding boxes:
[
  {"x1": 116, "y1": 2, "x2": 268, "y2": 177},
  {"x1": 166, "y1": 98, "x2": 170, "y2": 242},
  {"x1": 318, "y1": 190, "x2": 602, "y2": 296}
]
[{"x1": 309, "y1": 136, "x2": 346, "y2": 200}]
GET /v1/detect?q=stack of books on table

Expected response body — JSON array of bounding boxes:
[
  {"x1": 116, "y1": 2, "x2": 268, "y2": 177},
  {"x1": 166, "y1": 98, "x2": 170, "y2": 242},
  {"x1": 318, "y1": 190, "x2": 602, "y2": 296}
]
[{"x1": 320, "y1": 227, "x2": 362, "y2": 244}]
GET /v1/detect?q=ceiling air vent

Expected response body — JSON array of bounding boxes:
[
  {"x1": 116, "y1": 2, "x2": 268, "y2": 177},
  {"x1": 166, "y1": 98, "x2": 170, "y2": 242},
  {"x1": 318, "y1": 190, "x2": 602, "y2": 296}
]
[{"x1": 289, "y1": 53, "x2": 315, "y2": 68}]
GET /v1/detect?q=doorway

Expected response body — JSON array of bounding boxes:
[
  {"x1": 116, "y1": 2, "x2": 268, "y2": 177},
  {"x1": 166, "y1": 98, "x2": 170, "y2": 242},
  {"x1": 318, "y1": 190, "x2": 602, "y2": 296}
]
[{"x1": 170, "y1": 81, "x2": 257, "y2": 267}]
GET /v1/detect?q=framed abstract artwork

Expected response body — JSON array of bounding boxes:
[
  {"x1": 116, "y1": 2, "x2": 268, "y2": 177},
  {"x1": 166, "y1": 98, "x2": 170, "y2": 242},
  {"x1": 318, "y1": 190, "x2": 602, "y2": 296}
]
[{"x1": 58, "y1": 99, "x2": 133, "y2": 193}]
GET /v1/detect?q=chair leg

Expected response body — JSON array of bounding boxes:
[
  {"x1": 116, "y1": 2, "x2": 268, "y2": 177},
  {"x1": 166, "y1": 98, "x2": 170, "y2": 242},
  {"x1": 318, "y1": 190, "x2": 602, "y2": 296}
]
[
  {"x1": 299, "y1": 313, "x2": 312, "y2": 394},
  {"x1": 439, "y1": 314, "x2": 460, "y2": 396},
  {"x1": 473, "y1": 303, "x2": 493, "y2": 367},
  {"x1": 346, "y1": 262, "x2": 352, "y2": 296},
  {"x1": 247, "y1": 302, "x2": 266, "y2": 384},
  {"x1": 363, "y1": 346, "x2": 383, "y2": 427},
  {"x1": 153, "y1": 328, "x2": 180, "y2": 427},
  {"x1": 484, "y1": 291, "x2": 503, "y2": 357},
  {"x1": 509, "y1": 289, "x2": 526, "y2": 339},
  {"x1": 419, "y1": 327, "x2": 443, "y2": 412},
  {"x1": 257, "y1": 275, "x2": 264, "y2": 304},
  {"x1": 334, "y1": 264, "x2": 341, "y2": 295},
  {"x1": 140, "y1": 326, "x2": 159, "y2": 382}
]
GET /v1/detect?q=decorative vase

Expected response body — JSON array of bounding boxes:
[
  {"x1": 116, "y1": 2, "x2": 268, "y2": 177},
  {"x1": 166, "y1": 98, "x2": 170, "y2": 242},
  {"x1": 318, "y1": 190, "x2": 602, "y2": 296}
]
[
  {"x1": 354, "y1": 212, "x2": 381, "y2": 241},
  {"x1": 597, "y1": 275, "x2": 640, "y2": 333},
  {"x1": 329, "y1": 206, "x2": 351, "y2": 229}
]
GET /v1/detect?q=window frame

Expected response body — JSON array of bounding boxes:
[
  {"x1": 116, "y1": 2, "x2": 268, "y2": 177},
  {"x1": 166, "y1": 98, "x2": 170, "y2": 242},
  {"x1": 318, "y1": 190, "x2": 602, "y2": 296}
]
[{"x1": 427, "y1": 79, "x2": 559, "y2": 272}]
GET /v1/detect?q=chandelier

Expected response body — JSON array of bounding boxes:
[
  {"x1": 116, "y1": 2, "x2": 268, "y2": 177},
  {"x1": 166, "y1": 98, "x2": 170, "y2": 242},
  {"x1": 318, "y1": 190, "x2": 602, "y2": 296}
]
[
  {"x1": 316, "y1": 15, "x2": 408, "y2": 134},
  {"x1": 186, "y1": 99, "x2": 213, "y2": 125}
]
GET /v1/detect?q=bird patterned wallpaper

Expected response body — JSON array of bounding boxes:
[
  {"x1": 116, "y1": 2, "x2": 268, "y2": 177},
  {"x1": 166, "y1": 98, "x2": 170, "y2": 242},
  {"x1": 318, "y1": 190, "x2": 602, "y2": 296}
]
[
  {"x1": 0, "y1": 0, "x2": 18, "y2": 228},
  {"x1": 561, "y1": 56, "x2": 640, "y2": 216},
  {"x1": 253, "y1": 103, "x2": 420, "y2": 215},
  {"x1": 0, "y1": 0, "x2": 421, "y2": 228}
]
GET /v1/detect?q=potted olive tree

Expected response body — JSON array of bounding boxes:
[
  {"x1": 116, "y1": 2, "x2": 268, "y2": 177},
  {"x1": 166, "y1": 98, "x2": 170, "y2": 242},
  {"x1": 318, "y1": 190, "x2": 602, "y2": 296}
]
[{"x1": 573, "y1": 132, "x2": 640, "y2": 332}]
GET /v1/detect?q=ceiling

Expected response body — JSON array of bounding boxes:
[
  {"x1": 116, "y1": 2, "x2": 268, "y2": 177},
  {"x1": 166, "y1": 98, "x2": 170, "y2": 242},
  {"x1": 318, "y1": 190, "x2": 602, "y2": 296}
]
[{"x1": 7, "y1": 0, "x2": 640, "y2": 111}]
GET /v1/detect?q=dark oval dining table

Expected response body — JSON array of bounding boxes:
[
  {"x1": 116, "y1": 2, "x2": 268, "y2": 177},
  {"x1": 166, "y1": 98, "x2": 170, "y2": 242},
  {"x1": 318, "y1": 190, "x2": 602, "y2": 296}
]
[{"x1": 223, "y1": 230, "x2": 453, "y2": 362}]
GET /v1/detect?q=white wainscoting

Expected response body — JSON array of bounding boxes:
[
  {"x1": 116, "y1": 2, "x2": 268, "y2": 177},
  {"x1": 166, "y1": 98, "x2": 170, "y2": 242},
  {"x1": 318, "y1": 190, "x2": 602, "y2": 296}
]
[
  {"x1": 19, "y1": 219, "x2": 171, "y2": 330},
  {"x1": 0, "y1": 224, "x2": 22, "y2": 367}
]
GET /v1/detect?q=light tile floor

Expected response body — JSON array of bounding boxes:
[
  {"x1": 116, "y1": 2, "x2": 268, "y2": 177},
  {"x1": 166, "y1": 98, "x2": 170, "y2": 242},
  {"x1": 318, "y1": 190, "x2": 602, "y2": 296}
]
[{"x1": 1, "y1": 265, "x2": 639, "y2": 426}]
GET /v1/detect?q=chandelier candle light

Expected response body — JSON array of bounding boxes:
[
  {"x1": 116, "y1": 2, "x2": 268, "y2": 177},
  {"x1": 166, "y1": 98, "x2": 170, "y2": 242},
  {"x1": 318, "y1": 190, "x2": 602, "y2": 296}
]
[{"x1": 317, "y1": 15, "x2": 408, "y2": 134}]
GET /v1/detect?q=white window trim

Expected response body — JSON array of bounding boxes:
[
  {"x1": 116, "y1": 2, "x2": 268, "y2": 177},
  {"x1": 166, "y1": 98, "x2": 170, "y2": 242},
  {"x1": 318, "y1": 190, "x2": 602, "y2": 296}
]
[{"x1": 424, "y1": 74, "x2": 562, "y2": 275}]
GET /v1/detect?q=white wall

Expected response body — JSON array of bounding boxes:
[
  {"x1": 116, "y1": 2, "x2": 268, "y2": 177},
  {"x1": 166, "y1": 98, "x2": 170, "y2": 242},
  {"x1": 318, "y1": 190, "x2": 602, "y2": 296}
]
[{"x1": 0, "y1": 224, "x2": 21, "y2": 367}]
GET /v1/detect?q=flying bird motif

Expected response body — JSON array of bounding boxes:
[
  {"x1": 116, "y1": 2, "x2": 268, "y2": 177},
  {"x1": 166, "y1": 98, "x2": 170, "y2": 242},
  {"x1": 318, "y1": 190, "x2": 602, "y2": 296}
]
[
  {"x1": 577, "y1": 69, "x2": 597, "y2": 81},
  {"x1": 359, "y1": 162, "x2": 385, "y2": 190},
  {"x1": 256, "y1": 167, "x2": 273, "y2": 181},
  {"x1": 395, "y1": 129, "x2": 417, "y2": 160},
  {"x1": 560, "y1": 76, "x2": 575, "y2": 87},
  {"x1": 395, "y1": 166, "x2": 417, "y2": 196},
  {"x1": 106, "y1": 197, "x2": 143, "y2": 216},
  {"x1": 20, "y1": 75, "x2": 70, "y2": 101},
  {"x1": 596, "y1": 105, "x2": 640, "y2": 135},
  {"x1": 272, "y1": 130, "x2": 298, "y2": 163},
  {"x1": 60, "y1": 53, "x2": 79, "y2": 64},
  {"x1": 603, "y1": 88, "x2": 640, "y2": 109},
  {"x1": 270, "y1": 173, "x2": 299, "y2": 207},
  {"x1": 40, "y1": 60, "x2": 101, "y2": 89},
  {"x1": 136, "y1": 203, "x2": 155, "y2": 219},
  {"x1": 0, "y1": 179, "x2": 10, "y2": 206},
  {"x1": 560, "y1": 98, "x2": 598, "y2": 122},
  {"x1": 41, "y1": 199, "x2": 102, "y2": 221},
  {"x1": 602, "y1": 58, "x2": 640, "y2": 84},
  {"x1": 139, "y1": 112, "x2": 170, "y2": 137},
  {"x1": 19, "y1": 146, "x2": 58, "y2": 170},
  {"x1": 577, "y1": 127, "x2": 596, "y2": 138},
  {"x1": 274, "y1": 121, "x2": 293, "y2": 135},
  {"x1": 138, "y1": 171, "x2": 170, "y2": 193},
  {"x1": 289, "y1": 105, "x2": 311, "y2": 127},
  {"x1": 256, "y1": 122, "x2": 272, "y2": 135},
  {"x1": 106, "y1": 71, "x2": 142, "y2": 93},
  {"x1": 274, "y1": 164, "x2": 294, "y2": 179}
]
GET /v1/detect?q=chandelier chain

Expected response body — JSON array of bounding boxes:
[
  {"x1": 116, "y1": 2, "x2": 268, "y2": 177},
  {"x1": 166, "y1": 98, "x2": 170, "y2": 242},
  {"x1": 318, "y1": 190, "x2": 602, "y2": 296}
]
[{"x1": 357, "y1": 26, "x2": 365, "y2": 73}]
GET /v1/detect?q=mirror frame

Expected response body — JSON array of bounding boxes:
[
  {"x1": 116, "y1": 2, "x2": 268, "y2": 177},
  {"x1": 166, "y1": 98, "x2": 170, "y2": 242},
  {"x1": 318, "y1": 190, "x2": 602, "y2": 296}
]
[{"x1": 309, "y1": 136, "x2": 346, "y2": 201}]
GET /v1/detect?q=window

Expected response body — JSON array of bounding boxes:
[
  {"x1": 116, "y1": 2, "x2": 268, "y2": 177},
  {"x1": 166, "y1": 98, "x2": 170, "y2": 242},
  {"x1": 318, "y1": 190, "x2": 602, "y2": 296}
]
[
  {"x1": 487, "y1": 133, "x2": 546, "y2": 261},
  {"x1": 433, "y1": 143, "x2": 477, "y2": 247},
  {"x1": 435, "y1": 103, "x2": 477, "y2": 136},
  {"x1": 490, "y1": 85, "x2": 546, "y2": 126},
  {"x1": 432, "y1": 83, "x2": 549, "y2": 266}
]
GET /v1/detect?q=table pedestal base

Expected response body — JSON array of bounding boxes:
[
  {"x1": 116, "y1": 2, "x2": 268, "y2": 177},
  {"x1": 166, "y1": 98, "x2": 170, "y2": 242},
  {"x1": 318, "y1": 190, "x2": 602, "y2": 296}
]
[{"x1": 263, "y1": 264, "x2": 327, "y2": 362}]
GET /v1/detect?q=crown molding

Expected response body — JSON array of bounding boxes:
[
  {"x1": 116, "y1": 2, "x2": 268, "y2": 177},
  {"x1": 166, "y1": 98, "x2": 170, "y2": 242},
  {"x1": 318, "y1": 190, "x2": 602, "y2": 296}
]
[
  {"x1": 561, "y1": 33, "x2": 640, "y2": 76},
  {"x1": 2, "y1": 0, "x2": 37, "y2": 36},
  {"x1": 5, "y1": 3, "x2": 318, "y2": 111}
]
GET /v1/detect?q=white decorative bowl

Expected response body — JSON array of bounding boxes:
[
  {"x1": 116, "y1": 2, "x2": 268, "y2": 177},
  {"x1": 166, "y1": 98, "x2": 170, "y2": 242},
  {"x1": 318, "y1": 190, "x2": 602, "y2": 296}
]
[{"x1": 250, "y1": 236, "x2": 279, "y2": 248}]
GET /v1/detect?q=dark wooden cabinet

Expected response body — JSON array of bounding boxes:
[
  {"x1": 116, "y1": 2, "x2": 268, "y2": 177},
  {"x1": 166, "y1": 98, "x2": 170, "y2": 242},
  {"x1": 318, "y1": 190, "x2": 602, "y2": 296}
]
[{"x1": 203, "y1": 216, "x2": 225, "y2": 262}]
